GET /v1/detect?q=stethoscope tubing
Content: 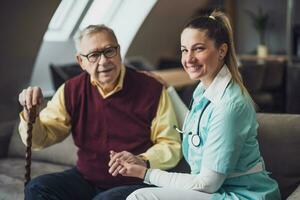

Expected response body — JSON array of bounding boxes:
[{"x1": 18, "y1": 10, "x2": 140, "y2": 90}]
[{"x1": 175, "y1": 98, "x2": 211, "y2": 147}]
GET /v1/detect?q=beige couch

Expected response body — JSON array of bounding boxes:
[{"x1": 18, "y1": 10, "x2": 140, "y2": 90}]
[
  {"x1": 0, "y1": 120, "x2": 77, "y2": 200},
  {"x1": 0, "y1": 113, "x2": 299, "y2": 199}
]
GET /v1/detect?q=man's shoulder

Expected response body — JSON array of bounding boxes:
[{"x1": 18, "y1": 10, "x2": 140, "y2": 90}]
[
  {"x1": 64, "y1": 72, "x2": 89, "y2": 89},
  {"x1": 64, "y1": 72, "x2": 89, "y2": 96},
  {"x1": 125, "y1": 67, "x2": 162, "y2": 88},
  {"x1": 67, "y1": 71, "x2": 88, "y2": 83}
]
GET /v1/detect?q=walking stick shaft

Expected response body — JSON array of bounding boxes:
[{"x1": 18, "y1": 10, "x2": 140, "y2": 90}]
[{"x1": 25, "y1": 106, "x2": 36, "y2": 186}]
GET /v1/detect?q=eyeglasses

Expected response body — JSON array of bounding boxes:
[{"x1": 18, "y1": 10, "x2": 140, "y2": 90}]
[{"x1": 80, "y1": 45, "x2": 119, "y2": 63}]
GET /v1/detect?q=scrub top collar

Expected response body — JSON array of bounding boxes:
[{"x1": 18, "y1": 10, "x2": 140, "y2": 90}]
[{"x1": 202, "y1": 64, "x2": 232, "y2": 104}]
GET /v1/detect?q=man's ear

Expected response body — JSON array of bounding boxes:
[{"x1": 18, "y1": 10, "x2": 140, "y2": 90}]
[
  {"x1": 117, "y1": 45, "x2": 122, "y2": 61},
  {"x1": 76, "y1": 54, "x2": 85, "y2": 71}
]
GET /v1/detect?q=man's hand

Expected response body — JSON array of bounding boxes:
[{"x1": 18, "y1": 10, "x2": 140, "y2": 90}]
[
  {"x1": 18, "y1": 86, "x2": 43, "y2": 121},
  {"x1": 108, "y1": 150, "x2": 147, "y2": 177}
]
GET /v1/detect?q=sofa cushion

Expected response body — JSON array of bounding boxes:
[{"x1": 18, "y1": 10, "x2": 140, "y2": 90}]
[
  {"x1": 257, "y1": 113, "x2": 300, "y2": 199},
  {"x1": 0, "y1": 174, "x2": 24, "y2": 200},
  {"x1": 7, "y1": 121, "x2": 77, "y2": 166},
  {"x1": 0, "y1": 158, "x2": 71, "y2": 200},
  {"x1": 0, "y1": 120, "x2": 16, "y2": 158},
  {"x1": 0, "y1": 158, "x2": 71, "y2": 180},
  {"x1": 287, "y1": 184, "x2": 300, "y2": 200}
]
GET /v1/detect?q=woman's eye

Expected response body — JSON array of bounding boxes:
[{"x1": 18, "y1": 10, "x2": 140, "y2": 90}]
[
  {"x1": 194, "y1": 47, "x2": 204, "y2": 52},
  {"x1": 181, "y1": 49, "x2": 188, "y2": 53}
]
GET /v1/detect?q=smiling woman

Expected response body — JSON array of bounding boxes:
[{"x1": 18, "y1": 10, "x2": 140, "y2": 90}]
[
  {"x1": 116, "y1": 10, "x2": 281, "y2": 200},
  {"x1": 180, "y1": 29, "x2": 227, "y2": 86}
]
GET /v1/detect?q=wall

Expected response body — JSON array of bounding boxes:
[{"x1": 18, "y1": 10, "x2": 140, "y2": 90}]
[
  {"x1": 0, "y1": 0, "x2": 59, "y2": 122},
  {"x1": 31, "y1": 0, "x2": 209, "y2": 95},
  {"x1": 19, "y1": 0, "x2": 290, "y2": 99},
  {"x1": 293, "y1": 0, "x2": 300, "y2": 24},
  {"x1": 235, "y1": 0, "x2": 287, "y2": 54},
  {"x1": 126, "y1": 0, "x2": 209, "y2": 67},
  {"x1": 30, "y1": 40, "x2": 76, "y2": 96}
]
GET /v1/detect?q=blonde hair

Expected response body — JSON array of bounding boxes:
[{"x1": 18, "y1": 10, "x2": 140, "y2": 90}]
[
  {"x1": 74, "y1": 24, "x2": 118, "y2": 52},
  {"x1": 183, "y1": 10, "x2": 248, "y2": 94}
]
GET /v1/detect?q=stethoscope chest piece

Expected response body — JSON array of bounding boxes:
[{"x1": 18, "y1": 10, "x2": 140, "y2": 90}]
[
  {"x1": 191, "y1": 134, "x2": 201, "y2": 147},
  {"x1": 174, "y1": 98, "x2": 211, "y2": 148}
]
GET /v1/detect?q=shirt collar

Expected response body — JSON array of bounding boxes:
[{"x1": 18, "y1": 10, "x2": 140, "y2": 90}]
[
  {"x1": 91, "y1": 64, "x2": 125, "y2": 98},
  {"x1": 202, "y1": 64, "x2": 232, "y2": 104}
]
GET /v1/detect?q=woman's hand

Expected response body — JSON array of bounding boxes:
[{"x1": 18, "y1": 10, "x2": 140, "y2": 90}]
[{"x1": 117, "y1": 159, "x2": 147, "y2": 179}]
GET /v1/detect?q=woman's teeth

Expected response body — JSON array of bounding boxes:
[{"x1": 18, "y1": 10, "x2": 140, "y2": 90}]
[{"x1": 188, "y1": 65, "x2": 202, "y2": 71}]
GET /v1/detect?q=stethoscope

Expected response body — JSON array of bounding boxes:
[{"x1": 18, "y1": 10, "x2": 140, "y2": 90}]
[{"x1": 174, "y1": 98, "x2": 211, "y2": 147}]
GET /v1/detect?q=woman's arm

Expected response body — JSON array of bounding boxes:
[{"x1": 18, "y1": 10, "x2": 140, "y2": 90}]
[
  {"x1": 144, "y1": 167, "x2": 225, "y2": 193},
  {"x1": 118, "y1": 160, "x2": 225, "y2": 193}
]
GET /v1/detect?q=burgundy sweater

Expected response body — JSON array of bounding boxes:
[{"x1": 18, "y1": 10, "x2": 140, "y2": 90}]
[{"x1": 64, "y1": 67, "x2": 162, "y2": 188}]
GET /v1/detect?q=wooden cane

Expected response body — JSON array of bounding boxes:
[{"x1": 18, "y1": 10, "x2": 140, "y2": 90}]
[{"x1": 24, "y1": 106, "x2": 37, "y2": 186}]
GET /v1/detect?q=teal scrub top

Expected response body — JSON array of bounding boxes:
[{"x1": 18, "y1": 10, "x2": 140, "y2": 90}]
[{"x1": 182, "y1": 66, "x2": 281, "y2": 200}]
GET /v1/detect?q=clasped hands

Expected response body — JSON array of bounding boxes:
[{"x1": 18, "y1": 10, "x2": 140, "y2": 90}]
[{"x1": 108, "y1": 150, "x2": 148, "y2": 179}]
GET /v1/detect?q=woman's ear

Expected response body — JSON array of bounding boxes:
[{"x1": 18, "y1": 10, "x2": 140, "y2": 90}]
[{"x1": 218, "y1": 43, "x2": 228, "y2": 60}]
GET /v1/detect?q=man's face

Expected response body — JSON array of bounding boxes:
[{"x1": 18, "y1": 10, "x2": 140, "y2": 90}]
[{"x1": 76, "y1": 31, "x2": 122, "y2": 90}]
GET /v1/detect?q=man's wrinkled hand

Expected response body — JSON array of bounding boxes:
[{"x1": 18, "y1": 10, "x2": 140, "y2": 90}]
[
  {"x1": 108, "y1": 150, "x2": 146, "y2": 176},
  {"x1": 18, "y1": 86, "x2": 43, "y2": 121}
]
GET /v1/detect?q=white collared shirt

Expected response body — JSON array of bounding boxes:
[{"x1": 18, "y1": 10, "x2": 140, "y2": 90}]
[{"x1": 203, "y1": 64, "x2": 232, "y2": 104}]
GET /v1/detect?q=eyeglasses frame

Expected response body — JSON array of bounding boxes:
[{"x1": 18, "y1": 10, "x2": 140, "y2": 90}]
[{"x1": 80, "y1": 45, "x2": 120, "y2": 63}]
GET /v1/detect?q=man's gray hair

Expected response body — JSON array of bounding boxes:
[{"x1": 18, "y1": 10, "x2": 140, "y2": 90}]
[{"x1": 74, "y1": 24, "x2": 118, "y2": 53}]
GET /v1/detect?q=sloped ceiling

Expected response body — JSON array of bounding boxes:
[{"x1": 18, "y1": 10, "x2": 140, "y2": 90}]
[{"x1": 126, "y1": 0, "x2": 209, "y2": 67}]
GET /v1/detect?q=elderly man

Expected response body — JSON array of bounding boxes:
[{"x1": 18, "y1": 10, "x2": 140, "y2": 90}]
[{"x1": 18, "y1": 24, "x2": 181, "y2": 200}]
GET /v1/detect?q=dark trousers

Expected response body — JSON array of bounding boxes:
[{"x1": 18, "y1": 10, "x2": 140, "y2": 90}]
[{"x1": 25, "y1": 167, "x2": 150, "y2": 200}]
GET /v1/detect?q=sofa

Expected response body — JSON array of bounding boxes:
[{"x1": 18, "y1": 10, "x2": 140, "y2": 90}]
[{"x1": 0, "y1": 113, "x2": 299, "y2": 199}]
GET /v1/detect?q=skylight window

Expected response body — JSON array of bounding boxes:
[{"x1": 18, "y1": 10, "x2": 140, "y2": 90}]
[
  {"x1": 44, "y1": 0, "x2": 91, "y2": 41},
  {"x1": 47, "y1": 1, "x2": 74, "y2": 31},
  {"x1": 79, "y1": 0, "x2": 121, "y2": 29},
  {"x1": 44, "y1": 0, "x2": 157, "y2": 58},
  {"x1": 108, "y1": 0, "x2": 157, "y2": 57}
]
